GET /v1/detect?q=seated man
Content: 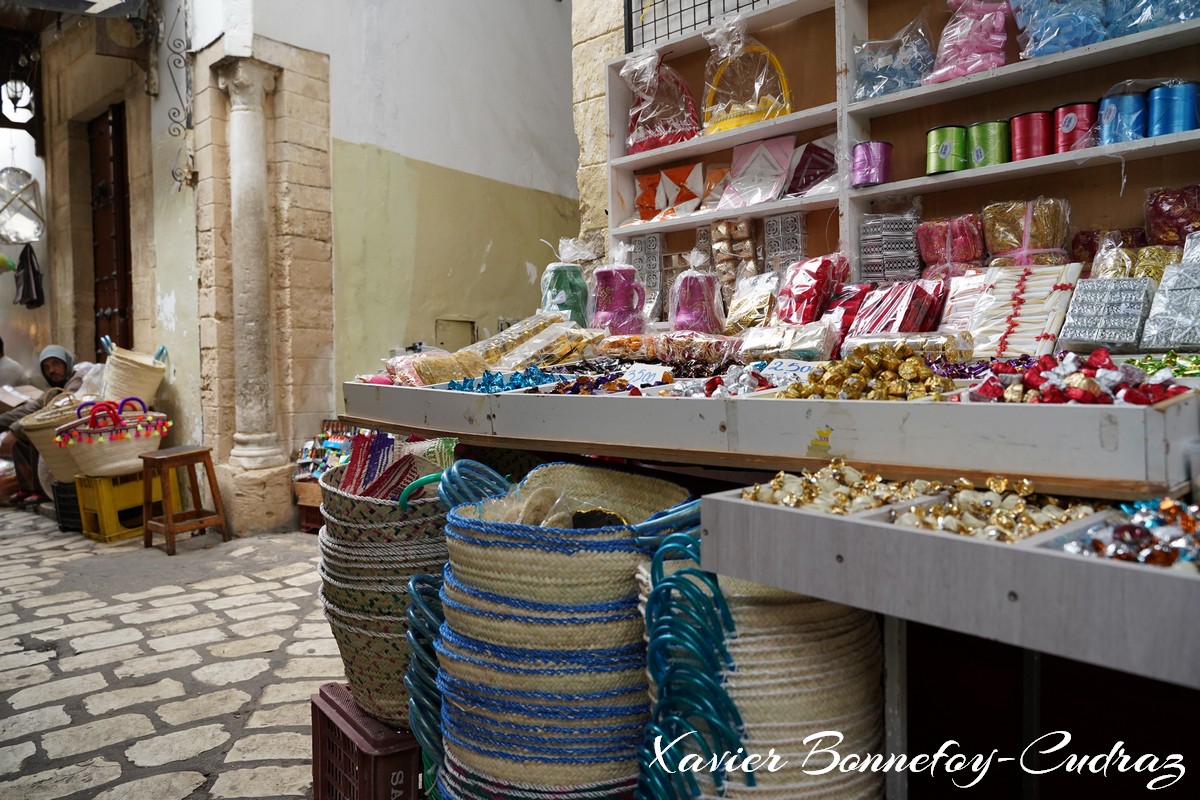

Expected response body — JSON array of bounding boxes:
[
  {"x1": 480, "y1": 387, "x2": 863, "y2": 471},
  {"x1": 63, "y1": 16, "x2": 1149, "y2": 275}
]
[{"x1": 0, "y1": 345, "x2": 81, "y2": 507}]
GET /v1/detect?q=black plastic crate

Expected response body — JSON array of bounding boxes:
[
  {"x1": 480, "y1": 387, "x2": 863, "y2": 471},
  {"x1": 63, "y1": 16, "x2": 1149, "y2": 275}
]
[{"x1": 52, "y1": 480, "x2": 82, "y2": 533}]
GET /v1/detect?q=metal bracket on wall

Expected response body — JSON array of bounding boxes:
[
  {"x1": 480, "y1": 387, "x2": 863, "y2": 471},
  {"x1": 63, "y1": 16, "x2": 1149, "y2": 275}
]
[{"x1": 94, "y1": 18, "x2": 156, "y2": 94}]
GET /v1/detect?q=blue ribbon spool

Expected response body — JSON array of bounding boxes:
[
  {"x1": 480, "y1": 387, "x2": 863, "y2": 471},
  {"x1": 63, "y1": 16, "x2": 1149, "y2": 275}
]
[
  {"x1": 1149, "y1": 81, "x2": 1200, "y2": 137},
  {"x1": 1099, "y1": 91, "x2": 1147, "y2": 145}
]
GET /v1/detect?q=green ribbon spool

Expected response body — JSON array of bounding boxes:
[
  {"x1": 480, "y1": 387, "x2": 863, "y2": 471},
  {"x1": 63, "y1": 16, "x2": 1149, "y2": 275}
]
[
  {"x1": 967, "y1": 121, "x2": 1011, "y2": 168},
  {"x1": 926, "y1": 126, "x2": 968, "y2": 175}
]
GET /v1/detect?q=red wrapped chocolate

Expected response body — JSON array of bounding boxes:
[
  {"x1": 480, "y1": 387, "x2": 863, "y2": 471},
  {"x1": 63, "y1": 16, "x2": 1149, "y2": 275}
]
[
  {"x1": 917, "y1": 214, "x2": 985, "y2": 265},
  {"x1": 774, "y1": 253, "x2": 850, "y2": 326},
  {"x1": 1146, "y1": 185, "x2": 1200, "y2": 246},
  {"x1": 847, "y1": 279, "x2": 945, "y2": 337}
]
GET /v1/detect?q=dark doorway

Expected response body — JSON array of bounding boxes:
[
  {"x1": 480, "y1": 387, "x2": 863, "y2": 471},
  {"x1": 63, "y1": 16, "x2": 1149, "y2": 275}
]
[{"x1": 88, "y1": 102, "x2": 133, "y2": 361}]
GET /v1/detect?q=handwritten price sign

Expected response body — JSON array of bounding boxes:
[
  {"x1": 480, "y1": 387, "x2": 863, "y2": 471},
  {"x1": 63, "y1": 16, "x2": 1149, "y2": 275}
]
[
  {"x1": 760, "y1": 359, "x2": 828, "y2": 385},
  {"x1": 622, "y1": 363, "x2": 672, "y2": 387}
]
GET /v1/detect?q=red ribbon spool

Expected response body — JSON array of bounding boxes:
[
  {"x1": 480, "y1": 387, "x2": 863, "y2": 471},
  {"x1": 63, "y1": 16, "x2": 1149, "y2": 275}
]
[
  {"x1": 1010, "y1": 111, "x2": 1054, "y2": 161},
  {"x1": 1053, "y1": 102, "x2": 1098, "y2": 153}
]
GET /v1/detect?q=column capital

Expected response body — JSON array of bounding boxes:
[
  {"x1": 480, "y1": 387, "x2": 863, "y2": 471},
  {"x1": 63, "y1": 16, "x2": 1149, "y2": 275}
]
[{"x1": 215, "y1": 58, "x2": 278, "y2": 111}]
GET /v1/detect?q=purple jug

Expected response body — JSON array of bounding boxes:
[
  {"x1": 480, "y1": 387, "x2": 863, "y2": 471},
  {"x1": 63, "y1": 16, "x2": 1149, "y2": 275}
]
[
  {"x1": 592, "y1": 265, "x2": 646, "y2": 334},
  {"x1": 671, "y1": 270, "x2": 724, "y2": 334}
]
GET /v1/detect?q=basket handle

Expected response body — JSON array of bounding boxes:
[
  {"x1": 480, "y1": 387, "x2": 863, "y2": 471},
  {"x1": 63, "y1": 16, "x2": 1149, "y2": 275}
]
[
  {"x1": 398, "y1": 473, "x2": 442, "y2": 511},
  {"x1": 117, "y1": 396, "x2": 147, "y2": 416},
  {"x1": 703, "y1": 42, "x2": 792, "y2": 127},
  {"x1": 86, "y1": 401, "x2": 123, "y2": 429}
]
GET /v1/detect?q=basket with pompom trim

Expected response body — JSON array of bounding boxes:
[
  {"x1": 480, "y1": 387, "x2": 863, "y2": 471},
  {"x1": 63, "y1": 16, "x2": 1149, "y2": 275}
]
[{"x1": 54, "y1": 396, "x2": 170, "y2": 477}]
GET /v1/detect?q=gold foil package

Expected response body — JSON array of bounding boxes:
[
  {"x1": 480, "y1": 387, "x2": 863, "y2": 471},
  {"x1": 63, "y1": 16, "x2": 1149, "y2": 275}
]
[
  {"x1": 983, "y1": 197, "x2": 1070, "y2": 267},
  {"x1": 460, "y1": 311, "x2": 566, "y2": 366},
  {"x1": 778, "y1": 342, "x2": 956, "y2": 401}
]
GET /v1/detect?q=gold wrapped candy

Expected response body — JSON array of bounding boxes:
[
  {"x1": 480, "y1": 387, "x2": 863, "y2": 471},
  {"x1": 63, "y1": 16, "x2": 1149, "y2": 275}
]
[
  {"x1": 740, "y1": 460, "x2": 945, "y2": 515},
  {"x1": 1133, "y1": 245, "x2": 1183, "y2": 284},
  {"x1": 780, "y1": 342, "x2": 954, "y2": 401}
]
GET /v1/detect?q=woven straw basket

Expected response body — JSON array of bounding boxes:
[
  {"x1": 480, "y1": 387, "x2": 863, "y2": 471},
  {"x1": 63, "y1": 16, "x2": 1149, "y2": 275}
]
[
  {"x1": 439, "y1": 748, "x2": 638, "y2": 800},
  {"x1": 321, "y1": 587, "x2": 412, "y2": 727},
  {"x1": 318, "y1": 464, "x2": 442, "y2": 543},
  {"x1": 56, "y1": 399, "x2": 168, "y2": 477},
  {"x1": 101, "y1": 346, "x2": 166, "y2": 403},
  {"x1": 20, "y1": 389, "x2": 82, "y2": 483}
]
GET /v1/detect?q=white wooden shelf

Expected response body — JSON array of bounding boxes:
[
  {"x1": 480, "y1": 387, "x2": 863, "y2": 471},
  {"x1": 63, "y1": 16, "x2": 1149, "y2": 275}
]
[
  {"x1": 848, "y1": 19, "x2": 1200, "y2": 120},
  {"x1": 850, "y1": 128, "x2": 1200, "y2": 200},
  {"x1": 611, "y1": 102, "x2": 838, "y2": 172},
  {"x1": 612, "y1": 191, "x2": 839, "y2": 239},
  {"x1": 700, "y1": 490, "x2": 1200, "y2": 690}
]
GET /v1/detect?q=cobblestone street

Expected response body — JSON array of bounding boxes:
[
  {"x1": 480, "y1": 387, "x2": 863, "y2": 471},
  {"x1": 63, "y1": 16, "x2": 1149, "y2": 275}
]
[{"x1": 0, "y1": 507, "x2": 340, "y2": 799}]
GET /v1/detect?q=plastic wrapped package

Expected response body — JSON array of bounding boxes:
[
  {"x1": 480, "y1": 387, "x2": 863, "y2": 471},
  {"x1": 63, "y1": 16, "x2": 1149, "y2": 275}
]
[
  {"x1": 1146, "y1": 184, "x2": 1200, "y2": 246},
  {"x1": 853, "y1": 9, "x2": 936, "y2": 100},
  {"x1": 1057, "y1": 277, "x2": 1156, "y2": 352},
  {"x1": 669, "y1": 250, "x2": 725, "y2": 335},
  {"x1": 841, "y1": 331, "x2": 975, "y2": 363},
  {"x1": 861, "y1": 213, "x2": 921, "y2": 280},
  {"x1": 1106, "y1": 0, "x2": 1197, "y2": 37},
  {"x1": 653, "y1": 163, "x2": 703, "y2": 220},
  {"x1": 718, "y1": 135, "x2": 795, "y2": 210},
  {"x1": 737, "y1": 321, "x2": 836, "y2": 362},
  {"x1": 1071, "y1": 226, "x2": 1147, "y2": 265},
  {"x1": 967, "y1": 262, "x2": 1083, "y2": 358},
  {"x1": 588, "y1": 240, "x2": 648, "y2": 336},
  {"x1": 1091, "y1": 233, "x2": 1138, "y2": 279},
  {"x1": 654, "y1": 330, "x2": 743, "y2": 366},
  {"x1": 982, "y1": 196, "x2": 1071, "y2": 266},
  {"x1": 1013, "y1": 0, "x2": 1107, "y2": 59},
  {"x1": 773, "y1": 253, "x2": 851, "y2": 326},
  {"x1": 1140, "y1": 233, "x2": 1200, "y2": 350},
  {"x1": 1133, "y1": 245, "x2": 1182, "y2": 283},
  {"x1": 820, "y1": 283, "x2": 874, "y2": 357},
  {"x1": 699, "y1": 165, "x2": 731, "y2": 211},
  {"x1": 633, "y1": 173, "x2": 661, "y2": 222},
  {"x1": 496, "y1": 323, "x2": 603, "y2": 372},
  {"x1": 926, "y1": 1, "x2": 1012, "y2": 84},
  {"x1": 540, "y1": 238, "x2": 595, "y2": 325},
  {"x1": 786, "y1": 135, "x2": 840, "y2": 197},
  {"x1": 938, "y1": 273, "x2": 990, "y2": 333},
  {"x1": 847, "y1": 280, "x2": 947, "y2": 336},
  {"x1": 922, "y1": 261, "x2": 983, "y2": 282},
  {"x1": 917, "y1": 214, "x2": 986, "y2": 265},
  {"x1": 724, "y1": 271, "x2": 779, "y2": 334},
  {"x1": 389, "y1": 350, "x2": 489, "y2": 387},
  {"x1": 595, "y1": 333, "x2": 651, "y2": 361},
  {"x1": 710, "y1": 216, "x2": 758, "y2": 307},
  {"x1": 460, "y1": 311, "x2": 567, "y2": 367},
  {"x1": 701, "y1": 15, "x2": 791, "y2": 135},
  {"x1": 621, "y1": 49, "x2": 701, "y2": 155}
]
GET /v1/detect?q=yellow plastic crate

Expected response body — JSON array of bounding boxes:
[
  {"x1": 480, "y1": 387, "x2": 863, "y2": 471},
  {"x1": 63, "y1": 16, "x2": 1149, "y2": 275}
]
[{"x1": 76, "y1": 470, "x2": 180, "y2": 543}]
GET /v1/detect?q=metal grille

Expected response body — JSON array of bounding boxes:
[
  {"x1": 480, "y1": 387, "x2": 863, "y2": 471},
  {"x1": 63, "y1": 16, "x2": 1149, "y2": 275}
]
[{"x1": 625, "y1": 0, "x2": 780, "y2": 51}]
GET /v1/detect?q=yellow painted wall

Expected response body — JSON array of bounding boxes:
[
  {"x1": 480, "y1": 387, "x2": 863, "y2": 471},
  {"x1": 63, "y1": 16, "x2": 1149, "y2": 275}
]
[{"x1": 332, "y1": 140, "x2": 581, "y2": 396}]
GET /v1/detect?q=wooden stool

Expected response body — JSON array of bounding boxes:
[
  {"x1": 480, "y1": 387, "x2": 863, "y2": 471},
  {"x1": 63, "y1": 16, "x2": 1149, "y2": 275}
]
[{"x1": 141, "y1": 446, "x2": 231, "y2": 556}]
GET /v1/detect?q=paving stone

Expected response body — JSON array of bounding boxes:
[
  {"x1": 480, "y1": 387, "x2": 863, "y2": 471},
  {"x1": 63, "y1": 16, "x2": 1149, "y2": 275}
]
[
  {"x1": 228, "y1": 615, "x2": 298, "y2": 637},
  {"x1": 0, "y1": 617, "x2": 63, "y2": 638},
  {"x1": 208, "y1": 634, "x2": 284, "y2": 659},
  {"x1": 0, "y1": 638, "x2": 18, "y2": 654},
  {"x1": 0, "y1": 741, "x2": 35, "y2": 776},
  {"x1": 125, "y1": 723, "x2": 230, "y2": 767},
  {"x1": 147, "y1": 627, "x2": 226, "y2": 652},
  {"x1": 120, "y1": 604, "x2": 197, "y2": 625},
  {"x1": 245, "y1": 703, "x2": 309, "y2": 729},
  {"x1": 304, "y1": 609, "x2": 325, "y2": 621},
  {"x1": 225, "y1": 601, "x2": 301, "y2": 620},
  {"x1": 0, "y1": 705, "x2": 70, "y2": 743},
  {"x1": 0, "y1": 756, "x2": 121, "y2": 799},
  {"x1": 17, "y1": 591, "x2": 85, "y2": 610},
  {"x1": 41, "y1": 713, "x2": 155, "y2": 758},
  {"x1": 286, "y1": 638, "x2": 340, "y2": 657},
  {"x1": 0, "y1": 613, "x2": 15, "y2": 627},
  {"x1": 69, "y1": 601, "x2": 142, "y2": 621},
  {"x1": 149, "y1": 591, "x2": 219, "y2": 607},
  {"x1": 192, "y1": 657, "x2": 271, "y2": 686},
  {"x1": 113, "y1": 649, "x2": 203, "y2": 679},
  {"x1": 294, "y1": 622, "x2": 334, "y2": 639},
  {"x1": 32, "y1": 619, "x2": 114, "y2": 641},
  {"x1": 71, "y1": 627, "x2": 144, "y2": 652},
  {"x1": 275, "y1": 657, "x2": 344, "y2": 679},
  {"x1": 58, "y1": 643, "x2": 145, "y2": 673},
  {"x1": 114, "y1": 585, "x2": 185, "y2": 602},
  {"x1": 191, "y1": 574, "x2": 255, "y2": 591},
  {"x1": 228, "y1": 545, "x2": 257, "y2": 557},
  {"x1": 259, "y1": 680, "x2": 326, "y2": 705},
  {"x1": 255, "y1": 563, "x2": 313, "y2": 581},
  {"x1": 223, "y1": 581, "x2": 282, "y2": 596},
  {"x1": 0, "y1": 591, "x2": 44, "y2": 605},
  {"x1": 84, "y1": 678, "x2": 185, "y2": 715},
  {"x1": 8, "y1": 672, "x2": 108, "y2": 710},
  {"x1": 92, "y1": 770, "x2": 207, "y2": 800},
  {"x1": 207, "y1": 593, "x2": 274, "y2": 610},
  {"x1": 0, "y1": 649, "x2": 55, "y2": 673},
  {"x1": 211, "y1": 764, "x2": 311, "y2": 797},
  {"x1": 272, "y1": 587, "x2": 313, "y2": 600},
  {"x1": 32, "y1": 598, "x2": 107, "y2": 617},
  {"x1": 283, "y1": 570, "x2": 321, "y2": 587},
  {"x1": 157, "y1": 688, "x2": 251, "y2": 725},
  {"x1": 146, "y1": 612, "x2": 224, "y2": 638},
  {"x1": 224, "y1": 731, "x2": 310, "y2": 762}
]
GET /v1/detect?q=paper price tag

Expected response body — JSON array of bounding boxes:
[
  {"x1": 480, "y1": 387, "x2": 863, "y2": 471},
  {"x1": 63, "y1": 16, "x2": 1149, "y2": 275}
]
[
  {"x1": 760, "y1": 359, "x2": 827, "y2": 384},
  {"x1": 622, "y1": 363, "x2": 671, "y2": 387}
]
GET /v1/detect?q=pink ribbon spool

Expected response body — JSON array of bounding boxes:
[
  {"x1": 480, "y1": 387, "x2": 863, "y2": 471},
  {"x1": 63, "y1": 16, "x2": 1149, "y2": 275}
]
[{"x1": 851, "y1": 141, "x2": 893, "y2": 188}]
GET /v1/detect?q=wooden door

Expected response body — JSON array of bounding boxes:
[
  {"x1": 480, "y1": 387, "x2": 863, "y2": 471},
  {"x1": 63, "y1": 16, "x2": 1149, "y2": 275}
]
[{"x1": 88, "y1": 103, "x2": 133, "y2": 361}]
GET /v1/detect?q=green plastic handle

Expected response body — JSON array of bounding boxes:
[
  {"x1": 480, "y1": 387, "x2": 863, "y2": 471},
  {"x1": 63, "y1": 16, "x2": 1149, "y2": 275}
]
[{"x1": 398, "y1": 472, "x2": 443, "y2": 510}]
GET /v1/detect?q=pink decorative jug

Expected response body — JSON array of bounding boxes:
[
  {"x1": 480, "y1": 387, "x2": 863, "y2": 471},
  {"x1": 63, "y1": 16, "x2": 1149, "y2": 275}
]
[
  {"x1": 671, "y1": 270, "x2": 724, "y2": 334},
  {"x1": 591, "y1": 265, "x2": 646, "y2": 334}
]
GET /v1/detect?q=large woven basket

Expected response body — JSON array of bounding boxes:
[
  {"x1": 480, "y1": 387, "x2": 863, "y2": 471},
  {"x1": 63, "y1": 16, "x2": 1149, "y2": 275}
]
[
  {"x1": 55, "y1": 398, "x2": 168, "y2": 478},
  {"x1": 20, "y1": 389, "x2": 82, "y2": 483},
  {"x1": 100, "y1": 346, "x2": 166, "y2": 403},
  {"x1": 318, "y1": 464, "x2": 442, "y2": 542},
  {"x1": 321, "y1": 587, "x2": 412, "y2": 727},
  {"x1": 438, "y1": 747, "x2": 638, "y2": 800}
]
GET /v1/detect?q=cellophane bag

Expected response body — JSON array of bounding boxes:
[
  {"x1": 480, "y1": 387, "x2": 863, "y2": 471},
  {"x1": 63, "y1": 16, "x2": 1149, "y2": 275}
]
[
  {"x1": 1139, "y1": 232, "x2": 1200, "y2": 351},
  {"x1": 540, "y1": 237, "x2": 595, "y2": 324},
  {"x1": 621, "y1": 49, "x2": 701, "y2": 155},
  {"x1": 460, "y1": 311, "x2": 567, "y2": 367},
  {"x1": 654, "y1": 330, "x2": 743, "y2": 366},
  {"x1": 1091, "y1": 232, "x2": 1138, "y2": 279},
  {"x1": 938, "y1": 273, "x2": 990, "y2": 333},
  {"x1": 1133, "y1": 245, "x2": 1183, "y2": 283},
  {"x1": 496, "y1": 323, "x2": 603, "y2": 372},
  {"x1": 724, "y1": 271, "x2": 779, "y2": 334},
  {"x1": 820, "y1": 283, "x2": 873, "y2": 357},
  {"x1": 853, "y1": 9, "x2": 936, "y2": 100},
  {"x1": 702, "y1": 14, "x2": 791, "y2": 134},
  {"x1": 1106, "y1": 0, "x2": 1197, "y2": 37},
  {"x1": 917, "y1": 213, "x2": 986, "y2": 265},
  {"x1": 1071, "y1": 226, "x2": 1147, "y2": 265},
  {"x1": 926, "y1": 1, "x2": 1012, "y2": 84},
  {"x1": 1013, "y1": 0, "x2": 1107, "y2": 59},
  {"x1": 738, "y1": 321, "x2": 836, "y2": 362},
  {"x1": 848, "y1": 280, "x2": 947, "y2": 336},
  {"x1": 923, "y1": 262, "x2": 983, "y2": 282},
  {"x1": 388, "y1": 350, "x2": 487, "y2": 387},
  {"x1": 983, "y1": 196, "x2": 1071, "y2": 266},
  {"x1": 773, "y1": 254, "x2": 851, "y2": 326},
  {"x1": 669, "y1": 250, "x2": 726, "y2": 335},
  {"x1": 1146, "y1": 184, "x2": 1200, "y2": 246}
]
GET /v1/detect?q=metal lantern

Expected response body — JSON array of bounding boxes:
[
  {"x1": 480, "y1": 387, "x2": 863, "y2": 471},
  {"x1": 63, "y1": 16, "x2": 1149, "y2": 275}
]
[{"x1": 0, "y1": 166, "x2": 45, "y2": 244}]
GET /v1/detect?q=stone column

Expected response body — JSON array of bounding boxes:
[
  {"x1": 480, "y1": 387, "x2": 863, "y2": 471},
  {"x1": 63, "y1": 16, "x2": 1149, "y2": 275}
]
[{"x1": 217, "y1": 58, "x2": 286, "y2": 469}]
